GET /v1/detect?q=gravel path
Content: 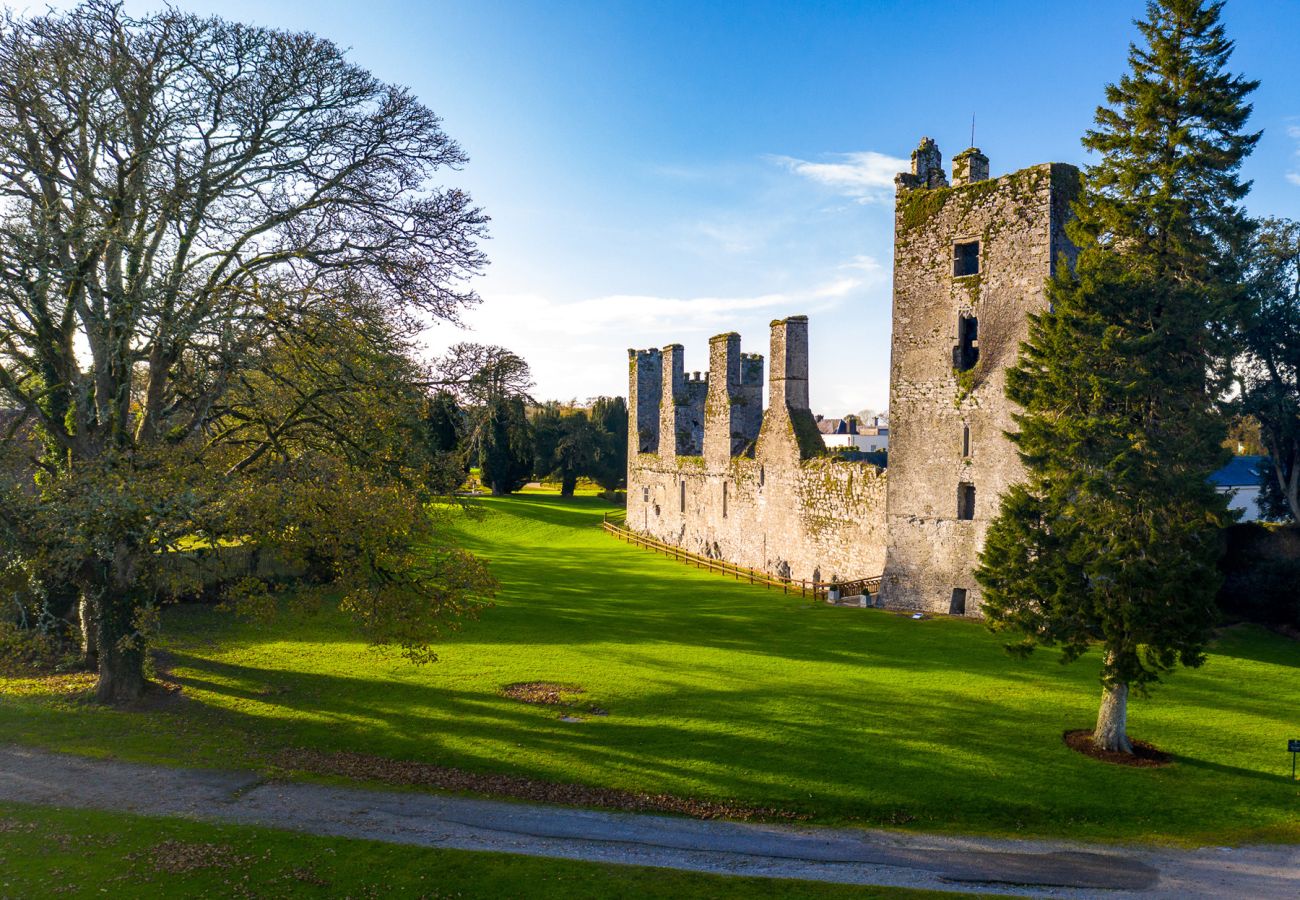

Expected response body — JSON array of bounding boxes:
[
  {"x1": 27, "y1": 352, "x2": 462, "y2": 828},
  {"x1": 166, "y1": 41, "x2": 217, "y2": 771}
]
[{"x1": 1, "y1": 745, "x2": 1296, "y2": 897}]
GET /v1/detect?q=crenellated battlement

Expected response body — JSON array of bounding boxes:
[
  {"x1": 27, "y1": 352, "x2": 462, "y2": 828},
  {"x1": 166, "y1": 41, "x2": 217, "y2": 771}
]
[
  {"x1": 628, "y1": 316, "x2": 833, "y2": 467},
  {"x1": 627, "y1": 315, "x2": 886, "y2": 584}
]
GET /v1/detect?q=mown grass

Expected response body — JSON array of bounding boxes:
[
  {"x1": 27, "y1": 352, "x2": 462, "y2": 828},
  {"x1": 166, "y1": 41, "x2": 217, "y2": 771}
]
[
  {"x1": 0, "y1": 801, "x2": 958, "y2": 899},
  {"x1": 2, "y1": 491, "x2": 1298, "y2": 844}
]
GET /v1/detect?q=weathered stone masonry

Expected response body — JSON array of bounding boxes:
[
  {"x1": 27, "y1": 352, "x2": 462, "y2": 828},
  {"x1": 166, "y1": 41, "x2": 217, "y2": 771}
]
[
  {"x1": 880, "y1": 141, "x2": 1079, "y2": 614},
  {"x1": 626, "y1": 138, "x2": 1079, "y2": 615},
  {"x1": 626, "y1": 318, "x2": 887, "y2": 585}
]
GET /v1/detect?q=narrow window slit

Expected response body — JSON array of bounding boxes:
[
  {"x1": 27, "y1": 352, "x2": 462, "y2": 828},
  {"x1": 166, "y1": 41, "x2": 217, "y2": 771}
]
[{"x1": 957, "y1": 483, "x2": 976, "y2": 521}]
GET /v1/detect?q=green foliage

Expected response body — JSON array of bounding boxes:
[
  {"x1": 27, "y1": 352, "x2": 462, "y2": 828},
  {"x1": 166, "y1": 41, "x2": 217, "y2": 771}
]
[
  {"x1": 0, "y1": 2, "x2": 490, "y2": 700},
  {"x1": 532, "y1": 404, "x2": 602, "y2": 497},
  {"x1": 0, "y1": 622, "x2": 71, "y2": 676},
  {"x1": 1237, "y1": 218, "x2": 1300, "y2": 521},
  {"x1": 479, "y1": 397, "x2": 534, "y2": 495},
  {"x1": 979, "y1": 0, "x2": 1257, "y2": 726},
  {"x1": 424, "y1": 391, "x2": 465, "y2": 458},
  {"x1": 588, "y1": 396, "x2": 629, "y2": 492},
  {"x1": 979, "y1": 258, "x2": 1231, "y2": 689},
  {"x1": 1078, "y1": 0, "x2": 1259, "y2": 285},
  {"x1": 532, "y1": 397, "x2": 628, "y2": 496},
  {"x1": 1217, "y1": 523, "x2": 1300, "y2": 627}
]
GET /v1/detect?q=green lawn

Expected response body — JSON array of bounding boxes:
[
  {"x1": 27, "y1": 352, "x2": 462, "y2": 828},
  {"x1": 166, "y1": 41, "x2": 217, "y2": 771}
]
[
  {"x1": 0, "y1": 802, "x2": 958, "y2": 899},
  {"x1": 3, "y1": 491, "x2": 1298, "y2": 845}
]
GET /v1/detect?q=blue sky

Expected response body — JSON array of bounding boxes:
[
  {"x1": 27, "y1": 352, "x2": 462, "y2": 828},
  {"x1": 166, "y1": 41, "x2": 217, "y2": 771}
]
[{"x1": 35, "y1": 1, "x2": 1300, "y2": 413}]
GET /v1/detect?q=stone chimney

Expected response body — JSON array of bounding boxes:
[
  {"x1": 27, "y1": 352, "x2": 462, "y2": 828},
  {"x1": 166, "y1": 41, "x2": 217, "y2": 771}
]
[
  {"x1": 704, "y1": 333, "x2": 741, "y2": 466},
  {"x1": 756, "y1": 316, "x2": 823, "y2": 464},
  {"x1": 896, "y1": 137, "x2": 948, "y2": 191},
  {"x1": 627, "y1": 348, "x2": 662, "y2": 456},
  {"x1": 658, "y1": 344, "x2": 686, "y2": 461},
  {"x1": 952, "y1": 147, "x2": 990, "y2": 186}
]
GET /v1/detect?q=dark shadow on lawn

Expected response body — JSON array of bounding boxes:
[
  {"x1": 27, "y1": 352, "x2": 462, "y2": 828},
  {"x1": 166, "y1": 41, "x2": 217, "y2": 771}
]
[{"x1": 143, "y1": 650, "x2": 1298, "y2": 840}]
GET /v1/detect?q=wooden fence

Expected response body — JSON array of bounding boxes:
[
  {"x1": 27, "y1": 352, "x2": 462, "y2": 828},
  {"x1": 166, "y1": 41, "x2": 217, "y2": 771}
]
[{"x1": 601, "y1": 516, "x2": 881, "y2": 601}]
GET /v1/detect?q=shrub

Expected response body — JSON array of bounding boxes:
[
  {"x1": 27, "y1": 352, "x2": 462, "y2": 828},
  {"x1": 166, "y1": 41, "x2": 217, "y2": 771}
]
[{"x1": 1217, "y1": 523, "x2": 1300, "y2": 627}]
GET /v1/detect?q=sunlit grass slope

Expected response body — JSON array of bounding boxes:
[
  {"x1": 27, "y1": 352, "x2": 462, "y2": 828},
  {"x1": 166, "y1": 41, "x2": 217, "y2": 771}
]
[{"x1": 3, "y1": 491, "x2": 1297, "y2": 843}]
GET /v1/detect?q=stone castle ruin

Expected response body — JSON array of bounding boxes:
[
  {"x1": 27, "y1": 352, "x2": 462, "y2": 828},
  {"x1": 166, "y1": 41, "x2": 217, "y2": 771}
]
[{"x1": 626, "y1": 138, "x2": 1080, "y2": 615}]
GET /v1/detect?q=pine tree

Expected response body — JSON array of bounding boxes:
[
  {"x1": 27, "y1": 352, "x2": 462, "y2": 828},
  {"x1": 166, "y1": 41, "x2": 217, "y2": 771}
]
[{"x1": 976, "y1": 0, "x2": 1257, "y2": 754}]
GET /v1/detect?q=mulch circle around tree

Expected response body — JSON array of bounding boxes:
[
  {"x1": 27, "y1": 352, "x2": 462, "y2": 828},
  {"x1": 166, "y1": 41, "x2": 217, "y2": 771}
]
[
  {"x1": 501, "y1": 682, "x2": 608, "y2": 717},
  {"x1": 1063, "y1": 729, "x2": 1172, "y2": 768}
]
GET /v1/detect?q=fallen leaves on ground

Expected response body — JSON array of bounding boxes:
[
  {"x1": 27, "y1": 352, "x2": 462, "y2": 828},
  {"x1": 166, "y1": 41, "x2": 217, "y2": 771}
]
[
  {"x1": 145, "y1": 840, "x2": 253, "y2": 874},
  {"x1": 274, "y1": 747, "x2": 808, "y2": 821},
  {"x1": 500, "y1": 681, "x2": 608, "y2": 716}
]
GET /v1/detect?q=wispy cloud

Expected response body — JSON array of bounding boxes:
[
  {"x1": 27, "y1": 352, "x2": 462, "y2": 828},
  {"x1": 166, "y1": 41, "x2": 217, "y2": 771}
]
[
  {"x1": 769, "y1": 151, "x2": 908, "y2": 203},
  {"x1": 432, "y1": 256, "x2": 885, "y2": 402},
  {"x1": 477, "y1": 273, "x2": 862, "y2": 340}
]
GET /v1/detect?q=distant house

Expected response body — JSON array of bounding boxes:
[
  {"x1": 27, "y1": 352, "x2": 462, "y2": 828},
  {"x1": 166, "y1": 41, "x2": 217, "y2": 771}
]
[
  {"x1": 815, "y1": 415, "x2": 889, "y2": 453},
  {"x1": 1211, "y1": 455, "x2": 1269, "y2": 522}
]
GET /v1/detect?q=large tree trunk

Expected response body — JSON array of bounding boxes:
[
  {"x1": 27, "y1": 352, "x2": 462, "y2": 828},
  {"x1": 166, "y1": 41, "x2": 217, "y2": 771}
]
[
  {"x1": 78, "y1": 593, "x2": 98, "y2": 669},
  {"x1": 1094, "y1": 679, "x2": 1133, "y2": 754},
  {"x1": 93, "y1": 543, "x2": 148, "y2": 704},
  {"x1": 560, "y1": 474, "x2": 577, "y2": 497},
  {"x1": 95, "y1": 594, "x2": 146, "y2": 704}
]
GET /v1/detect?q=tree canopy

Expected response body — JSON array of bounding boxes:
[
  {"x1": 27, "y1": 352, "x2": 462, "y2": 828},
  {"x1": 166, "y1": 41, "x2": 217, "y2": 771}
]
[
  {"x1": 976, "y1": 0, "x2": 1256, "y2": 753},
  {"x1": 0, "y1": 1, "x2": 493, "y2": 701},
  {"x1": 1237, "y1": 218, "x2": 1300, "y2": 521}
]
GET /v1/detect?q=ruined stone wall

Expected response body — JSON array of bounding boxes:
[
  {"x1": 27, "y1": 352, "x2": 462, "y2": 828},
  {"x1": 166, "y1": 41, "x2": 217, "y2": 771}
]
[
  {"x1": 625, "y1": 138, "x2": 1076, "y2": 614},
  {"x1": 879, "y1": 144, "x2": 1079, "y2": 614},
  {"x1": 627, "y1": 317, "x2": 887, "y2": 584}
]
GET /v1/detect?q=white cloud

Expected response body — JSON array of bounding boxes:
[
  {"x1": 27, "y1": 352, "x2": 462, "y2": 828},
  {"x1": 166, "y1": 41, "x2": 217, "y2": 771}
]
[
  {"x1": 427, "y1": 258, "x2": 885, "y2": 403},
  {"x1": 840, "y1": 254, "x2": 886, "y2": 277},
  {"x1": 1288, "y1": 173, "x2": 1300, "y2": 187},
  {"x1": 769, "y1": 151, "x2": 908, "y2": 203}
]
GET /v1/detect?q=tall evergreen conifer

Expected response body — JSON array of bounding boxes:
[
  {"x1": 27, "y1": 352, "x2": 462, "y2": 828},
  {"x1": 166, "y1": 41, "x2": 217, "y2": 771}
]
[{"x1": 976, "y1": 0, "x2": 1258, "y2": 753}]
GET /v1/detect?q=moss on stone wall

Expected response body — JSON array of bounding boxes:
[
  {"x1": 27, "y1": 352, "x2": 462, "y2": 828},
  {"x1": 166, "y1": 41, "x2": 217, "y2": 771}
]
[
  {"x1": 953, "y1": 364, "x2": 983, "y2": 406},
  {"x1": 898, "y1": 186, "x2": 951, "y2": 231},
  {"x1": 788, "y1": 409, "x2": 827, "y2": 459}
]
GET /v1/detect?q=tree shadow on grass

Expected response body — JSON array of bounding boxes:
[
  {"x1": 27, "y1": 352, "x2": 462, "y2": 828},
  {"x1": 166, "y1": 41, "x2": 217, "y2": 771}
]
[{"x1": 141, "y1": 649, "x2": 1299, "y2": 842}]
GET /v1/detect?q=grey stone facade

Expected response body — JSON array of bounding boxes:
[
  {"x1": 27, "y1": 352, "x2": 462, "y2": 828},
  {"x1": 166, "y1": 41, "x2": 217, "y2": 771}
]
[
  {"x1": 627, "y1": 318, "x2": 887, "y2": 585},
  {"x1": 625, "y1": 138, "x2": 1079, "y2": 615},
  {"x1": 880, "y1": 143, "x2": 1079, "y2": 614}
]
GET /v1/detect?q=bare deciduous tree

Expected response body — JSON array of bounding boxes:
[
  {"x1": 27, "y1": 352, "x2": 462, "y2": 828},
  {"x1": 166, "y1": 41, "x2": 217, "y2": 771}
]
[{"x1": 0, "y1": 1, "x2": 489, "y2": 701}]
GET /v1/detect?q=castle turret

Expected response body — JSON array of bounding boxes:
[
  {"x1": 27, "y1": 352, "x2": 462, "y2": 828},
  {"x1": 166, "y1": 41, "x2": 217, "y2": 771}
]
[
  {"x1": 757, "y1": 316, "x2": 823, "y2": 464},
  {"x1": 657, "y1": 345, "x2": 705, "y2": 458},
  {"x1": 703, "y1": 334, "x2": 763, "y2": 464},
  {"x1": 658, "y1": 344, "x2": 686, "y2": 461},
  {"x1": 627, "y1": 348, "x2": 662, "y2": 457},
  {"x1": 704, "y1": 333, "x2": 742, "y2": 466},
  {"x1": 683, "y1": 371, "x2": 707, "y2": 455}
]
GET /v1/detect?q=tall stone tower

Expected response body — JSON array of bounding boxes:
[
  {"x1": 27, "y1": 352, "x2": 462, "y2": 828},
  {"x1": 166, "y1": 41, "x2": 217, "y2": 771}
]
[{"x1": 880, "y1": 138, "x2": 1079, "y2": 615}]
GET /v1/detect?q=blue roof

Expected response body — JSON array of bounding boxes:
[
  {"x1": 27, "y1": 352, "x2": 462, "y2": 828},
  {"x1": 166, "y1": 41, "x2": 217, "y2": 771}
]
[{"x1": 1209, "y1": 455, "x2": 1267, "y2": 488}]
